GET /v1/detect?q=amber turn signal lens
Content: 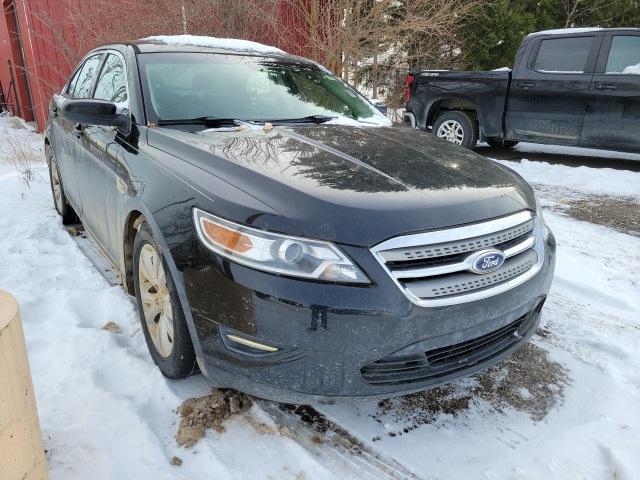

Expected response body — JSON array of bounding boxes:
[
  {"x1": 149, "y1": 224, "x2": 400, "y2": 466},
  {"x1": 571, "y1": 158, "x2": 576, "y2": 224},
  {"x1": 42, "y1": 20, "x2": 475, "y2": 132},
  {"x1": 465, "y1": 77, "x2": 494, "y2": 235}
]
[{"x1": 202, "y1": 219, "x2": 253, "y2": 253}]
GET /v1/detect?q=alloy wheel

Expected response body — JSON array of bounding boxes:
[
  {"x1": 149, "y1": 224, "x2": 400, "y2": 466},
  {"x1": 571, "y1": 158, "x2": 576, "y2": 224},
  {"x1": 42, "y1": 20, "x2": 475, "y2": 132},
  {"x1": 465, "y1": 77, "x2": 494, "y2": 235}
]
[
  {"x1": 138, "y1": 243, "x2": 175, "y2": 358},
  {"x1": 436, "y1": 120, "x2": 465, "y2": 145},
  {"x1": 51, "y1": 158, "x2": 63, "y2": 212}
]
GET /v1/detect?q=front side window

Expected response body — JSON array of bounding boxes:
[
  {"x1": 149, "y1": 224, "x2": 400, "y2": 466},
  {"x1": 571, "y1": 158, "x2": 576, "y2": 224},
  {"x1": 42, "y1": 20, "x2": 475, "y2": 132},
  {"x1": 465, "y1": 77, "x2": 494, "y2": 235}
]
[
  {"x1": 93, "y1": 54, "x2": 128, "y2": 103},
  {"x1": 533, "y1": 37, "x2": 594, "y2": 73},
  {"x1": 605, "y1": 36, "x2": 640, "y2": 74},
  {"x1": 138, "y1": 53, "x2": 387, "y2": 125},
  {"x1": 66, "y1": 68, "x2": 81, "y2": 96},
  {"x1": 71, "y1": 54, "x2": 103, "y2": 98}
]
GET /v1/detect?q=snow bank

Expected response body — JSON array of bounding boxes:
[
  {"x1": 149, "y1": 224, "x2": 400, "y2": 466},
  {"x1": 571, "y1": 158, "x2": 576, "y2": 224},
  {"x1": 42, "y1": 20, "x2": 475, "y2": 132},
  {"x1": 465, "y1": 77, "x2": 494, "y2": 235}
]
[
  {"x1": 494, "y1": 156, "x2": 640, "y2": 200},
  {"x1": 142, "y1": 35, "x2": 285, "y2": 55}
]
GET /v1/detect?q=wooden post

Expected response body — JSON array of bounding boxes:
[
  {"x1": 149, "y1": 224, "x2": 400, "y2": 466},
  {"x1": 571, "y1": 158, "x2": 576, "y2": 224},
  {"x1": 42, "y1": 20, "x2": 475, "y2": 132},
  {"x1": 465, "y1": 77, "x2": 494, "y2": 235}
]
[{"x1": 0, "y1": 290, "x2": 48, "y2": 480}]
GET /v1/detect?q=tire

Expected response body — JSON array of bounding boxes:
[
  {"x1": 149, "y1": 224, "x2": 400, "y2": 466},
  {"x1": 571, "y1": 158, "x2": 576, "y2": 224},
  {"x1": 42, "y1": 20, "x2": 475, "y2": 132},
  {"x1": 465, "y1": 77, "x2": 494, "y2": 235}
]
[
  {"x1": 487, "y1": 138, "x2": 519, "y2": 149},
  {"x1": 133, "y1": 222, "x2": 197, "y2": 379},
  {"x1": 432, "y1": 111, "x2": 479, "y2": 149},
  {"x1": 46, "y1": 144, "x2": 78, "y2": 225}
]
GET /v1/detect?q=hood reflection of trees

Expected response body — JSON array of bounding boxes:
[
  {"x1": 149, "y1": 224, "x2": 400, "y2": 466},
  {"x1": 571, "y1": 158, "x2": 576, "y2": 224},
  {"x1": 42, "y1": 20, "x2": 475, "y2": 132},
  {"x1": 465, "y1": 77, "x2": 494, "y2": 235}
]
[{"x1": 194, "y1": 126, "x2": 513, "y2": 194}]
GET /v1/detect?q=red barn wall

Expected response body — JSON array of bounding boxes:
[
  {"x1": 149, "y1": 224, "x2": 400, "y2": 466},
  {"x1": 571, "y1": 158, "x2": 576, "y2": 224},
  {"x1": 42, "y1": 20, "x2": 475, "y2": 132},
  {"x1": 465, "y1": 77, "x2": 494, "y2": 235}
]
[
  {"x1": 0, "y1": 0, "x2": 326, "y2": 132},
  {"x1": 1, "y1": 0, "x2": 81, "y2": 129}
]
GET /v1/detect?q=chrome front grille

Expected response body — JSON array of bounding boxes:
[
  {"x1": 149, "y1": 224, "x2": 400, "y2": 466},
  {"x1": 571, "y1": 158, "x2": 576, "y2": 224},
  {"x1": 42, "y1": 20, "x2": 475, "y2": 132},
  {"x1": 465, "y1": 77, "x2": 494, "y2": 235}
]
[
  {"x1": 381, "y1": 219, "x2": 535, "y2": 261},
  {"x1": 371, "y1": 211, "x2": 544, "y2": 307}
]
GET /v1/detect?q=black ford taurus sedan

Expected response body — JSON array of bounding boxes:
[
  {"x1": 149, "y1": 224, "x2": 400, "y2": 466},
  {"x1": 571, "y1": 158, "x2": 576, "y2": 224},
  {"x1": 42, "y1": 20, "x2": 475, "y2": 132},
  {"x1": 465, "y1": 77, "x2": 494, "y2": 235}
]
[{"x1": 45, "y1": 36, "x2": 555, "y2": 403}]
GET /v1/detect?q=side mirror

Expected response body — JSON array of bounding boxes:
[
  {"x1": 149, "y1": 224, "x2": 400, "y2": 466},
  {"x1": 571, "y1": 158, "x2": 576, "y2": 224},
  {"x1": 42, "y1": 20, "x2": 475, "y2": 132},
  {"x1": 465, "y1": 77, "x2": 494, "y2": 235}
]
[
  {"x1": 60, "y1": 98, "x2": 130, "y2": 130},
  {"x1": 372, "y1": 100, "x2": 388, "y2": 115}
]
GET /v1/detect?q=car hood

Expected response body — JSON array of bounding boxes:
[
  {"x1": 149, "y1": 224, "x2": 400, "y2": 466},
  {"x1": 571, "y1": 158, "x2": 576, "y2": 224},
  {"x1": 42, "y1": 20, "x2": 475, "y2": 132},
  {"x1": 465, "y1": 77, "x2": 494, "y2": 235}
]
[{"x1": 147, "y1": 124, "x2": 535, "y2": 246}]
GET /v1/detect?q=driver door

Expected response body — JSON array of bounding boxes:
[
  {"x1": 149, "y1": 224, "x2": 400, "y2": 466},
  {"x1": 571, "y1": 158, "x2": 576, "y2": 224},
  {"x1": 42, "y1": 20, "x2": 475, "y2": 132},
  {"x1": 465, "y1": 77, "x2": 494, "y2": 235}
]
[{"x1": 75, "y1": 52, "x2": 129, "y2": 262}]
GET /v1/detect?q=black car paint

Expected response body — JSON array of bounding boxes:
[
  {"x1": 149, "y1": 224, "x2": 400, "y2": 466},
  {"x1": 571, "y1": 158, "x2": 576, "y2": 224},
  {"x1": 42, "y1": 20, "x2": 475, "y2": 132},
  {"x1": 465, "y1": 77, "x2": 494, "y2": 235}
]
[
  {"x1": 46, "y1": 41, "x2": 554, "y2": 402},
  {"x1": 406, "y1": 28, "x2": 640, "y2": 152},
  {"x1": 147, "y1": 125, "x2": 535, "y2": 246}
]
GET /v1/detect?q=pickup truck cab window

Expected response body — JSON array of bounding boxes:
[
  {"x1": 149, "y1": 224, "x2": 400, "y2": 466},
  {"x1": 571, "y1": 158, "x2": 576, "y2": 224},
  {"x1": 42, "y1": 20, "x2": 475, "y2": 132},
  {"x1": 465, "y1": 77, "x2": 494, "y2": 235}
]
[
  {"x1": 93, "y1": 53, "x2": 128, "y2": 103},
  {"x1": 532, "y1": 36, "x2": 594, "y2": 73},
  {"x1": 71, "y1": 54, "x2": 104, "y2": 98},
  {"x1": 605, "y1": 36, "x2": 640, "y2": 74}
]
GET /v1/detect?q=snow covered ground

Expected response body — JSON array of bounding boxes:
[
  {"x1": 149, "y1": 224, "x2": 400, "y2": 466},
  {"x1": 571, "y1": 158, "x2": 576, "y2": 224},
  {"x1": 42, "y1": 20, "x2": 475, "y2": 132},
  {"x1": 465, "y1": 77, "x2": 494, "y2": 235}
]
[{"x1": 1, "y1": 114, "x2": 639, "y2": 479}]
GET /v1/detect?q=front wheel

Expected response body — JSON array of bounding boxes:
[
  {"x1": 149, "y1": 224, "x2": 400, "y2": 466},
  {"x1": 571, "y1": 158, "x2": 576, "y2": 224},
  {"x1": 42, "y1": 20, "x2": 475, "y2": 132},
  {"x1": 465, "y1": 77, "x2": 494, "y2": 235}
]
[
  {"x1": 133, "y1": 222, "x2": 197, "y2": 379},
  {"x1": 432, "y1": 111, "x2": 479, "y2": 149}
]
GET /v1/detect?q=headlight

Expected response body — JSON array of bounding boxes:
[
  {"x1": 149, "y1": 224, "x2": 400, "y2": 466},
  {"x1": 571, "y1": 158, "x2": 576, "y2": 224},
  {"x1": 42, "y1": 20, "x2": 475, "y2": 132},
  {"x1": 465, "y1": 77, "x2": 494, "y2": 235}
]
[
  {"x1": 534, "y1": 193, "x2": 550, "y2": 240},
  {"x1": 193, "y1": 208, "x2": 369, "y2": 284}
]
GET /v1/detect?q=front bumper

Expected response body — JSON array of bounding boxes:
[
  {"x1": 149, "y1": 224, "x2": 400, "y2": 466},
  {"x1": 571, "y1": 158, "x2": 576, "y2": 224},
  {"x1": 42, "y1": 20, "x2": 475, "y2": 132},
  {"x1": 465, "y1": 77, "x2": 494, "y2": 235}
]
[{"x1": 183, "y1": 233, "x2": 556, "y2": 404}]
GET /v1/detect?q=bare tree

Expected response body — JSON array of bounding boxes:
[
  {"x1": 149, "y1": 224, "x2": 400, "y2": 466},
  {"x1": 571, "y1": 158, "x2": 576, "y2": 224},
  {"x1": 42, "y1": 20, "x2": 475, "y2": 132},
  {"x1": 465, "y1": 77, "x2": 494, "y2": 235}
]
[
  {"x1": 559, "y1": 0, "x2": 616, "y2": 27},
  {"x1": 19, "y1": 0, "x2": 483, "y2": 118},
  {"x1": 278, "y1": 0, "x2": 483, "y2": 107}
]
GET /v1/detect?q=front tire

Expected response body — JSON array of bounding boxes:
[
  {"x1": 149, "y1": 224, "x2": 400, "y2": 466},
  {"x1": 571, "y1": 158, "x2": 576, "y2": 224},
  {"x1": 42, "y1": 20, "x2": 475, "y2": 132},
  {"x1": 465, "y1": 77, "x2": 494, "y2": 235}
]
[
  {"x1": 46, "y1": 144, "x2": 78, "y2": 225},
  {"x1": 133, "y1": 222, "x2": 197, "y2": 379},
  {"x1": 432, "y1": 111, "x2": 478, "y2": 149}
]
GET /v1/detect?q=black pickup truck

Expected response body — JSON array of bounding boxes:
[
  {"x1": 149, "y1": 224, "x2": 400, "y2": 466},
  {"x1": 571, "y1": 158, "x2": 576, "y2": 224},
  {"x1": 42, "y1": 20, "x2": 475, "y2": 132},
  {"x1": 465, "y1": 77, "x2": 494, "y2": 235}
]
[{"x1": 404, "y1": 28, "x2": 640, "y2": 152}]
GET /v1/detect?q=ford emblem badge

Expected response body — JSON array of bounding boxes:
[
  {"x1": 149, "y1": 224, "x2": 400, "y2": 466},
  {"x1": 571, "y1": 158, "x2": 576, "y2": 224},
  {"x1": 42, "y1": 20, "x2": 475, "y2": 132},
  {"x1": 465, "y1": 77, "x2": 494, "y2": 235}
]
[{"x1": 470, "y1": 249, "x2": 506, "y2": 274}]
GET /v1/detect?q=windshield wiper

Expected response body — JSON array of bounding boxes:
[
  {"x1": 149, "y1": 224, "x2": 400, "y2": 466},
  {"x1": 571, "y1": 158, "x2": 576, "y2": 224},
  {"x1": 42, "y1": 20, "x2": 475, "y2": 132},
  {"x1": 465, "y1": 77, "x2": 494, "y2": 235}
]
[
  {"x1": 156, "y1": 117, "x2": 240, "y2": 127},
  {"x1": 262, "y1": 115, "x2": 335, "y2": 125}
]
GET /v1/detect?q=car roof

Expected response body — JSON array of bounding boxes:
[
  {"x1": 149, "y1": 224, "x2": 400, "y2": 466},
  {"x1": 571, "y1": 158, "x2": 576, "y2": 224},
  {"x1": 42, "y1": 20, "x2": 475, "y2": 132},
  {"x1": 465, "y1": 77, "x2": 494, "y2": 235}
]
[
  {"x1": 95, "y1": 35, "x2": 310, "y2": 63},
  {"x1": 527, "y1": 27, "x2": 640, "y2": 37}
]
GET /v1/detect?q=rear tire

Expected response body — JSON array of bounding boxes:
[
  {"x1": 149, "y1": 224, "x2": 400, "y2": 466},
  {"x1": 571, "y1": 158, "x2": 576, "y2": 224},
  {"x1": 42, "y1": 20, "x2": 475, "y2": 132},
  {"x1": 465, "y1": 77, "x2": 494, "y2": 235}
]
[
  {"x1": 46, "y1": 144, "x2": 78, "y2": 225},
  {"x1": 133, "y1": 222, "x2": 197, "y2": 379},
  {"x1": 487, "y1": 138, "x2": 519, "y2": 149},
  {"x1": 432, "y1": 111, "x2": 479, "y2": 149}
]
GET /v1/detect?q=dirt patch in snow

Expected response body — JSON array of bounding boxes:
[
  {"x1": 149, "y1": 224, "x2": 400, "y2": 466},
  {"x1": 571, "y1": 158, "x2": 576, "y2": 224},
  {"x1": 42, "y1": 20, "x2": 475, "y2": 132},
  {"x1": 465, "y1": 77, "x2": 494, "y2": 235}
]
[
  {"x1": 243, "y1": 414, "x2": 295, "y2": 438},
  {"x1": 563, "y1": 196, "x2": 640, "y2": 236},
  {"x1": 282, "y1": 404, "x2": 366, "y2": 454},
  {"x1": 537, "y1": 186, "x2": 640, "y2": 236},
  {"x1": 473, "y1": 343, "x2": 568, "y2": 420},
  {"x1": 176, "y1": 389, "x2": 252, "y2": 447},
  {"x1": 372, "y1": 343, "x2": 568, "y2": 434},
  {"x1": 101, "y1": 321, "x2": 121, "y2": 334}
]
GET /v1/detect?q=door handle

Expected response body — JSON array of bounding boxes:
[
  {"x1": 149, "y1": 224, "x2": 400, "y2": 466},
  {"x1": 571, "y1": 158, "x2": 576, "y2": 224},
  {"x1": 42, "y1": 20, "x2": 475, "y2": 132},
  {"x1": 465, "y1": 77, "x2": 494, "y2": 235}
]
[
  {"x1": 515, "y1": 81, "x2": 535, "y2": 89},
  {"x1": 595, "y1": 83, "x2": 618, "y2": 91}
]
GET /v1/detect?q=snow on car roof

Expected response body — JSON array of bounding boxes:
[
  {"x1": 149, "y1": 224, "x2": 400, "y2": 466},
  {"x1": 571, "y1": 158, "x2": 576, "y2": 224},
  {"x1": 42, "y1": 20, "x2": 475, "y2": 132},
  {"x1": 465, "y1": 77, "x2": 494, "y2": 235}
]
[
  {"x1": 141, "y1": 35, "x2": 285, "y2": 55},
  {"x1": 528, "y1": 27, "x2": 603, "y2": 36}
]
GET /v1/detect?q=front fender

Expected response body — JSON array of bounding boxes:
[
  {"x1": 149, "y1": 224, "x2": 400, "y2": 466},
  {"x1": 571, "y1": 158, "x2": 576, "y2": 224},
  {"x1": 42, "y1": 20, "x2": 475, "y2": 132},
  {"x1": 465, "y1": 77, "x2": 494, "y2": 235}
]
[{"x1": 122, "y1": 197, "x2": 210, "y2": 374}]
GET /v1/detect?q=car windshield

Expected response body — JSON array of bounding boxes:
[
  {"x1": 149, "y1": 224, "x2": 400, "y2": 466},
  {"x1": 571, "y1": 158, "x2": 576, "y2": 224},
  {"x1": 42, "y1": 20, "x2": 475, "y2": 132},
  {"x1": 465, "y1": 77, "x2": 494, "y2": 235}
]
[{"x1": 138, "y1": 52, "x2": 387, "y2": 126}]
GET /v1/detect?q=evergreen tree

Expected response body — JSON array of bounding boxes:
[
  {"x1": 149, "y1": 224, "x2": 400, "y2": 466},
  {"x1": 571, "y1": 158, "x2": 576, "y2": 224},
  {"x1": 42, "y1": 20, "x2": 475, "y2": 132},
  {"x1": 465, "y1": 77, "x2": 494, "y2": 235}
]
[{"x1": 461, "y1": 0, "x2": 640, "y2": 71}]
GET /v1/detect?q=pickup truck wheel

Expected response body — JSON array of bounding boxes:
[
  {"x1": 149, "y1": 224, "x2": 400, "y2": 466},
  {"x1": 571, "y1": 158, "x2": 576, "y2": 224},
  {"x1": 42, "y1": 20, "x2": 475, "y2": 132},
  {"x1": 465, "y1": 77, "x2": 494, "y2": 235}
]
[
  {"x1": 133, "y1": 222, "x2": 197, "y2": 379},
  {"x1": 433, "y1": 111, "x2": 478, "y2": 149},
  {"x1": 487, "y1": 138, "x2": 519, "y2": 149},
  {"x1": 46, "y1": 144, "x2": 78, "y2": 225}
]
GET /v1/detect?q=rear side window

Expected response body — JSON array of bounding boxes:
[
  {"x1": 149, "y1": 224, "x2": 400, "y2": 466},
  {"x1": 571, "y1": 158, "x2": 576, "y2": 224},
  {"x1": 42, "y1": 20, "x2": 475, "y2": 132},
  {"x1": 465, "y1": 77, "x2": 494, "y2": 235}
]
[
  {"x1": 533, "y1": 37, "x2": 594, "y2": 73},
  {"x1": 71, "y1": 54, "x2": 103, "y2": 98},
  {"x1": 93, "y1": 54, "x2": 128, "y2": 103},
  {"x1": 605, "y1": 36, "x2": 640, "y2": 74}
]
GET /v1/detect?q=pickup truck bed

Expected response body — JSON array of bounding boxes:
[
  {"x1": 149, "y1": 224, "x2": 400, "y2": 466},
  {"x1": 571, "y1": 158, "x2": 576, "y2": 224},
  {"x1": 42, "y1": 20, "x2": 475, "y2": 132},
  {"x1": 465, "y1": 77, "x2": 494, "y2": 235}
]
[{"x1": 404, "y1": 27, "x2": 640, "y2": 153}]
